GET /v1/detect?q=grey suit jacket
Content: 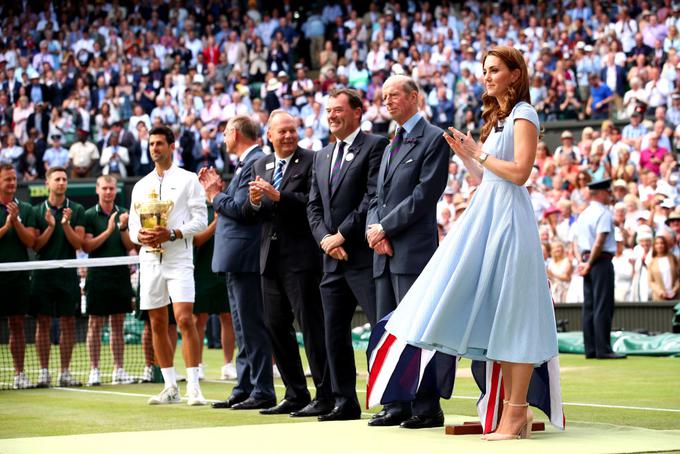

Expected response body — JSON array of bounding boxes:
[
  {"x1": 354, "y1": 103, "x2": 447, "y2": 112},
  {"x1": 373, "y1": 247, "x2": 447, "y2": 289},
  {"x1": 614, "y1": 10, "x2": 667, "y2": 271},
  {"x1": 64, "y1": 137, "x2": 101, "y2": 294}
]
[{"x1": 367, "y1": 117, "x2": 450, "y2": 277}]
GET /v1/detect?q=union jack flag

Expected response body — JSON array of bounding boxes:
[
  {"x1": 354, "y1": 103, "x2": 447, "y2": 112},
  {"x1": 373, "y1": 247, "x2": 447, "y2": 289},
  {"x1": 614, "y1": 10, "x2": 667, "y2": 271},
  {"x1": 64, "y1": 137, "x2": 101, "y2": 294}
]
[{"x1": 367, "y1": 313, "x2": 565, "y2": 433}]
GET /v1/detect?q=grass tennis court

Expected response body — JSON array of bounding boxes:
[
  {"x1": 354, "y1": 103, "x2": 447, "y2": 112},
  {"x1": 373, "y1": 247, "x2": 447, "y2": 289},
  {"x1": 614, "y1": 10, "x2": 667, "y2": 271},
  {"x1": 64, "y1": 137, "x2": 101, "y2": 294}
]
[{"x1": 1, "y1": 349, "x2": 679, "y2": 453}]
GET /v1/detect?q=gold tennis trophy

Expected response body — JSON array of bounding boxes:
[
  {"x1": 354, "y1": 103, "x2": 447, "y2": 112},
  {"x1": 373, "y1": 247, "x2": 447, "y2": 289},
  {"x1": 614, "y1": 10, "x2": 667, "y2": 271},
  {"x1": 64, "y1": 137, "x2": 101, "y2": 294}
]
[{"x1": 134, "y1": 189, "x2": 174, "y2": 254}]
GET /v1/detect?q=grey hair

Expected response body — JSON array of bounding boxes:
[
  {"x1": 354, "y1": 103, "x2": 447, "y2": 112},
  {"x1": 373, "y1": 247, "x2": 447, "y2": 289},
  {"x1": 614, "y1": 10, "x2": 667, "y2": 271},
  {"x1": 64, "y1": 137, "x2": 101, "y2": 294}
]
[
  {"x1": 383, "y1": 75, "x2": 419, "y2": 95},
  {"x1": 229, "y1": 115, "x2": 259, "y2": 141}
]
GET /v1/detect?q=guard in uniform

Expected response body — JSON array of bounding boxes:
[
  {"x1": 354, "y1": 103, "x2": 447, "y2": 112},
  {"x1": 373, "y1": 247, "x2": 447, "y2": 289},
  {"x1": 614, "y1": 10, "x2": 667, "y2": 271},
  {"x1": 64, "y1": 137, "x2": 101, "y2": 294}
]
[
  {"x1": 82, "y1": 175, "x2": 135, "y2": 386},
  {"x1": 31, "y1": 166, "x2": 86, "y2": 387},
  {"x1": 193, "y1": 200, "x2": 236, "y2": 381},
  {"x1": 574, "y1": 179, "x2": 627, "y2": 359},
  {"x1": 0, "y1": 164, "x2": 37, "y2": 389}
]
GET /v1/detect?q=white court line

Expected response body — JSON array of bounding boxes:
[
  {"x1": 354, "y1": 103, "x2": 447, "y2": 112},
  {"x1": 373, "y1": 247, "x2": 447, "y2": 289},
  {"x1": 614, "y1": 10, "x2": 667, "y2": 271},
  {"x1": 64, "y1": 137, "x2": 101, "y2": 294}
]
[{"x1": 43, "y1": 382, "x2": 680, "y2": 414}]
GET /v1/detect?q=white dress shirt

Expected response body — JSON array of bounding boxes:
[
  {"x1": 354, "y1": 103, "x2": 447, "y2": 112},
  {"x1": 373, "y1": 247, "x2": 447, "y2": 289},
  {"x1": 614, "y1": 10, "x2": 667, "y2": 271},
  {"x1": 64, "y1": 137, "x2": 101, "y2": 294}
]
[{"x1": 329, "y1": 127, "x2": 360, "y2": 179}]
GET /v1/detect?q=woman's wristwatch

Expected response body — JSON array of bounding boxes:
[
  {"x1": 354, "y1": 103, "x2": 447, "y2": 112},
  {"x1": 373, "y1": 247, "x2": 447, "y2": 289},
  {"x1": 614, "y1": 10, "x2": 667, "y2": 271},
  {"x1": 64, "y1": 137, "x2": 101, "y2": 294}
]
[{"x1": 477, "y1": 152, "x2": 489, "y2": 164}]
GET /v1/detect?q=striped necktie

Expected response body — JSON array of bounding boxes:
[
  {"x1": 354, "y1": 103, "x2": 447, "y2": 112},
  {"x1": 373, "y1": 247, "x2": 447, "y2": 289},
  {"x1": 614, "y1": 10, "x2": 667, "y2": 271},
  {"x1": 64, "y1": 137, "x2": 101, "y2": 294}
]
[
  {"x1": 330, "y1": 141, "x2": 346, "y2": 192},
  {"x1": 272, "y1": 159, "x2": 286, "y2": 190},
  {"x1": 388, "y1": 127, "x2": 405, "y2": 166}
]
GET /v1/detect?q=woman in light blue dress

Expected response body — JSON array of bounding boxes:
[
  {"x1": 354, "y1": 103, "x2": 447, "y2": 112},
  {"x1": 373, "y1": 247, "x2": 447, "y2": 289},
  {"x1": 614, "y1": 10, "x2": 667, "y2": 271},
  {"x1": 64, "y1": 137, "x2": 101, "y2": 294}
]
[{"x1": 384, "y1": 46, "x2": 559, "y2": 440}]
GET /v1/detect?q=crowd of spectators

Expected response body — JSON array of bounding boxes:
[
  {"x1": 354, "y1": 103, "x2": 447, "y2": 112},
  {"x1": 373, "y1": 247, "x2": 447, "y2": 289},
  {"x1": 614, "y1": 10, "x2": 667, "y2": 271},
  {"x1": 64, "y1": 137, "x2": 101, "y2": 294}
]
[{"x1": 2, "y1": 1, "x2": 680, "y2": 302}]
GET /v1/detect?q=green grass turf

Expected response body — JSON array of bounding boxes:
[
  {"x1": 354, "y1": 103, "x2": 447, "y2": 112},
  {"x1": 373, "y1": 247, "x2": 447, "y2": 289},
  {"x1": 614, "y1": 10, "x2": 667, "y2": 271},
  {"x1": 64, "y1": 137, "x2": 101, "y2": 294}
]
[{"x1": 0, "y1": 348, "x2": 678, "y2": 439}]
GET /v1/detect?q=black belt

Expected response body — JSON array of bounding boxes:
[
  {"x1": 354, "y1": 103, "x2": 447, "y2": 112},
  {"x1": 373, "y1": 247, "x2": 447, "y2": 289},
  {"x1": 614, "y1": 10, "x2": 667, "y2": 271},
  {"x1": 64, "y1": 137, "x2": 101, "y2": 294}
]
[{"x1": 582, "y1": 251, "x2": 614, "y2": 261}]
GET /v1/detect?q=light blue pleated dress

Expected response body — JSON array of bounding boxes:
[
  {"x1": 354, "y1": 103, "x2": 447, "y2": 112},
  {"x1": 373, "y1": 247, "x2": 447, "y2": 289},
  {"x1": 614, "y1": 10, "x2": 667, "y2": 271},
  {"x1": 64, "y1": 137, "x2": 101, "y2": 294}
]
[{"x1": 385, "y1": 101, "x2": 559, "y2": 365}]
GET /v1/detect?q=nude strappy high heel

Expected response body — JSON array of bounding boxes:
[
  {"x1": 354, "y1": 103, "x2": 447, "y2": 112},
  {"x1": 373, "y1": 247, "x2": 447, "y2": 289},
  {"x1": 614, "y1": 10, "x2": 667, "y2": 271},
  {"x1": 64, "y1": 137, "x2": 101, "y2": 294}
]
[
  {"x1": 484, "y1": 402, "x2": 533, "y2": 441},
  {"x1": 481, "y1": 400, "x2": 509, "y2": 440}
]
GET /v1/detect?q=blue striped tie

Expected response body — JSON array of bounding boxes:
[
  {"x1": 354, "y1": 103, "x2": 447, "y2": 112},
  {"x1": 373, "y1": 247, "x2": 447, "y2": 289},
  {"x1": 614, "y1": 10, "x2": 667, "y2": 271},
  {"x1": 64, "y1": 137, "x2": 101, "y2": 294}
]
[{"x1": 272, "y1": 159, "x2": 286, "y2": 190}]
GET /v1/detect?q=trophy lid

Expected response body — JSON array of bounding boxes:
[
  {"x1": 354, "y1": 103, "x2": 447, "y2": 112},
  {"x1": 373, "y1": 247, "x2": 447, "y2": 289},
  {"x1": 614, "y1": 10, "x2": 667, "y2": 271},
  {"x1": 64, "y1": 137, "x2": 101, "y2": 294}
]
[{"x1": 136, "y1": 188, "x2": 173, "y2": 214}]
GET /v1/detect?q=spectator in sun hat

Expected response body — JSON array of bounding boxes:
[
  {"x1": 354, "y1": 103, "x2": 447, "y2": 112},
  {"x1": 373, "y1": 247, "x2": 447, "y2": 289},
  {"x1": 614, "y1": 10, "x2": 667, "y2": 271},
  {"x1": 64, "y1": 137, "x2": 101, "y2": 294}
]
[
  {"x1": 612, "y1": 179, "x2": 629, "y2": 202},
  {"x1": 543, "y1": 205, "x2": 562, "y2": 240}
]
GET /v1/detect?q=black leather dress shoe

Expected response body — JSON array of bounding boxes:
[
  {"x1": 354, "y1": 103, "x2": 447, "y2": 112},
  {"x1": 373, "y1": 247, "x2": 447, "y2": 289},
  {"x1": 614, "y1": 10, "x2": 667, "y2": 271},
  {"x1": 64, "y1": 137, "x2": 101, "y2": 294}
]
[
  {"x1": 597, "y1": 352, "x2": 627, "y2": 359},
  {"x1": 367, "y1": 411, "x2": 410, "y2": 427},
  {"x1": 211, "y1": 394, "x2": 248, "y2": 409},
  {"x1": 290, "y1": 399, "x2": 334, "y2": 417},
  {"x1": 260, "y1": 399, "x2": 309, "y2": 415},
  {"x1": 370, "y1": 409, "x2": 388, "y2": 420},
  {"x1": 231, "y1": 396, "x2": 277, "y2": 410},
  {"x1": 318, "y1": 405, "x2": 361, "y2": 421},
  {"x1": 399, "y1": 410, "x2": 445, "y2": 429}
]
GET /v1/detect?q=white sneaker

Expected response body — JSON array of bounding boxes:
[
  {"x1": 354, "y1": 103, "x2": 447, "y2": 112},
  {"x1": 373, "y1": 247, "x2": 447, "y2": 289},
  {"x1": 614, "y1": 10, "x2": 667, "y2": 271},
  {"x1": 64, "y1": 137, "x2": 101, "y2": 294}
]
[
  {"x1": 37, "y1": 368, "x2": 51, "y2": 388},
  {"x1": 112, "y1": 368, "x2": 136, "y2": 385},
  {"x1": 198, "y1": 363, "x2": 205, "y2": 380},
  {"x1": 186, "y1": 384, "x2": 208, "y2": 406},
  {"x1": 220, "y1": 363, "x2": 237, "y2": 380},
  {"x1": 58, "y1": 370, "x2": 82, "y2": 387},
  {"x1": 87, "y1": 368, "x2": 101, "y2": 386},
  {"x1": 141, "y1": 365, "x2": 154, "y2": 383},
  {"x1": 273, "y1": 364, "x2": 281, "y2": 379},
  {"x1": 13, "y1": 372, "x2": 34, "y2": 389},
  {"x1": 148, "y1": 385, "x2": 181, "y2": 405}
]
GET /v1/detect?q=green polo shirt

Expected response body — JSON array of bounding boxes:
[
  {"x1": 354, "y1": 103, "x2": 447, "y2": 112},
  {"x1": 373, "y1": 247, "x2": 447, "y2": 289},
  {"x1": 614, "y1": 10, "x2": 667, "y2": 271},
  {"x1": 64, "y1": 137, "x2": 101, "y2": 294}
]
[
  {"x1": 193, "y1": 204, "x2": 229, "y2": 314},
  {"x1": 33, "y1": 198, "x2": 85, "y2": 261},
  {"x1": 0, "y1": 198, "x2": 35, "y2": 284},
  {"x1": 194, "y1": 205, "x2": 218, "y2": 287},
  {"x1": 82, "y1": 204, "x2": 130, "y2": 283},
  {"x1": 32, "y1": 198, "x2": 84, "y2": 290}
]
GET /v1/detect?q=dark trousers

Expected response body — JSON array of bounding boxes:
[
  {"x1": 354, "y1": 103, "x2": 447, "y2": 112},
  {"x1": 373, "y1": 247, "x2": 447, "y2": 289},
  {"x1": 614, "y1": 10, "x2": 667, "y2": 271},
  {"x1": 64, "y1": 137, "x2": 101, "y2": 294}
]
[
  {"x1": 262, "y1": 258, "x2": 331, "y2": 403},
  {"x1": 320, "y1": 267, "x2": 376, "y2": 409},
  {"x1": 227, "y1": 272, "x2": 275, "y2": 400},
  {"x1": 582, "y1": 258, "x2": 615, "y2": 357},
  {"x1": 375, "y1": 266, "x2": 441, "y2": 416}
]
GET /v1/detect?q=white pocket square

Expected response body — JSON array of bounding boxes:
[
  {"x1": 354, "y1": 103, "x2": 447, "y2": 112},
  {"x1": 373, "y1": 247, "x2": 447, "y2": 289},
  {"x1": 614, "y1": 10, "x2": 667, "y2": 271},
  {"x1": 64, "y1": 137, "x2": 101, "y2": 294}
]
[{"x1": 405, "y1": 159, "x2": 414, "y2": 164}]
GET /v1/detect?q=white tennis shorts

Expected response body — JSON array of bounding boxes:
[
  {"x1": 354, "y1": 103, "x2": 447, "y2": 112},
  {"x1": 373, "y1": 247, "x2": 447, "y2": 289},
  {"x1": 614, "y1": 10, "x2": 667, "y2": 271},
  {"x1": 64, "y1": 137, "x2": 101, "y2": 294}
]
[{"x1": 139, "y1": 261, "x2": 195, "y2": 310}]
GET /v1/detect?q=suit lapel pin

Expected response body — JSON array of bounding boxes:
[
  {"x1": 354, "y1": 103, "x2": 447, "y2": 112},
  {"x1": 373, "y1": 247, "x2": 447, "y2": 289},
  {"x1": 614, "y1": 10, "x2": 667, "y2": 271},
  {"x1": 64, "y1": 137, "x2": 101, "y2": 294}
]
[
  {"x1": 294, "y1": 158, "x2": 299, "y2": 164},
  {"x1": 345, "y1": 152, "x2": 355, "y2": 162}
]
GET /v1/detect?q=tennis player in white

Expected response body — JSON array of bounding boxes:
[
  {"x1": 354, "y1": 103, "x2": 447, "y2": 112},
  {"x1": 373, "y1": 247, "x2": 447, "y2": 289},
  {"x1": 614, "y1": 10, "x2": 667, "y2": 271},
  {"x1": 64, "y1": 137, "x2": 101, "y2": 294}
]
[{"x1": 129, "y1": 125, "x2": 208, "y2": 405}]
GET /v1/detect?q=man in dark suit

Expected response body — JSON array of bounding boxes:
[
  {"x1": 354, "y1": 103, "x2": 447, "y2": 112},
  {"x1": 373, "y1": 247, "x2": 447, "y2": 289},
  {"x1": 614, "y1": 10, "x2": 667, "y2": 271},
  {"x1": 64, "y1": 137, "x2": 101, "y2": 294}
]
[
  {"x1": 307, "y1": 88, "x2": 388, "y2": 421},
  {"x1": 600, "y1": 53, "x2": 626, "y2": 112},
  {"x1": 366, "y1": 75, "x2": 449, "y2": 429},
  {"x1": 26, "y1": 102, "x2": 50, "y2": 140},
  {"x1": 243, "y1": 110, "x2": 332, "y2": 417},
  {"x1": 192, "y1": 126, "x2": 220, "y2": 172},
  {"x1": 198, "y1": 115, "x2": 276, "y2": 410},
  {"x1": 27, "y1": 74, "x2": 48, "y2": 106},
  {"x1": 47, "y1": 70, "x2": 73, "y2": 108}
]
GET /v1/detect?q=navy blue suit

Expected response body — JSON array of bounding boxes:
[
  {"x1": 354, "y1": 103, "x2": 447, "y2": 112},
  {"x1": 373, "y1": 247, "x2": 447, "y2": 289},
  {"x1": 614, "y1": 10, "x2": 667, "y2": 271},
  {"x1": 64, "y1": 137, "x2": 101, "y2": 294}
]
[
  {"x1": 212, "y1": 146, "x2": 275, "y2": 401},
  {"x1": 600, "y1": 65, "x2": 626, "y2": 97},
  {"x1": 367, "y1": 116, "x2": 449, "y2": 416},
  {"x1": 308, "y1": 130, "x2": 388, "y2": 410}
]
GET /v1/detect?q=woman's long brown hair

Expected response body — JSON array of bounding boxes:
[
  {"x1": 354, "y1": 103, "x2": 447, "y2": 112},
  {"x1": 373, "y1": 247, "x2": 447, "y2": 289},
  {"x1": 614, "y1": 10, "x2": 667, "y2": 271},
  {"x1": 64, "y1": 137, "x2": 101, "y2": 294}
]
[{"x1": 479, "y1": 46, "x2": 531, "y2": 143}]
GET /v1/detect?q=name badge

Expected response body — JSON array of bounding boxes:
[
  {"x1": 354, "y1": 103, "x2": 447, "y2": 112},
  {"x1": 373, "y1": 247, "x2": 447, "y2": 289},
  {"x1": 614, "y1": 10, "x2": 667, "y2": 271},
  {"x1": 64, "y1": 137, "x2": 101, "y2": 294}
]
[
  {"x1": 265, "y1": 162, "x2": 275, "y2": 170},
  {"x1": 345, "y1": 152, "x2": 355, "y2": 162},
  {"x1": 495, "y1": 120, "x2": 505, "y2": 133}
]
